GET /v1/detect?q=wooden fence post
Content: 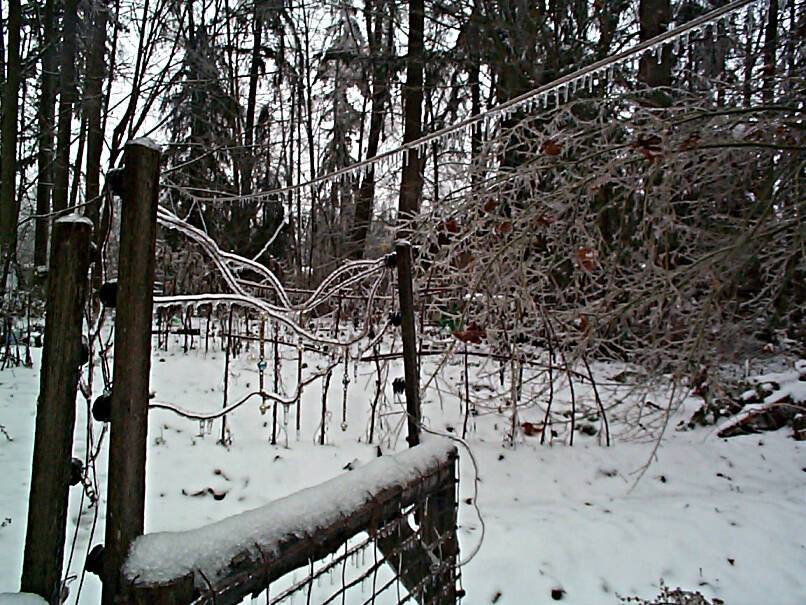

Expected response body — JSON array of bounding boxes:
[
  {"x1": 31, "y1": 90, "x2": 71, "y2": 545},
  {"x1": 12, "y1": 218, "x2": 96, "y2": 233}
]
[
  {"x1": 21, "y1": 215, "x2": 92, "y2": 604},
  {"x1": 396, "y1": 243, "x2": 421, "y2": 447},
  {"x1": 102, "y1": 139, "x2": 160, "y2": 604}
]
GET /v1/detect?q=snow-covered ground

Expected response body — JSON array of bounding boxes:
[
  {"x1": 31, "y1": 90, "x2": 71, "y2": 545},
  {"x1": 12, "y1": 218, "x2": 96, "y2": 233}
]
[{"x1": 1, "y1": 334, "x2": 805, "y2": 604}]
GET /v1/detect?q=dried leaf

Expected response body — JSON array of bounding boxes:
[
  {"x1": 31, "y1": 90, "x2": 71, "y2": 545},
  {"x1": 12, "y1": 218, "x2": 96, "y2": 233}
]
[
  {"x1": 540, "y1": 139, "x2": 563, "y2": 156},
  {"x1": 577, "y1": 248, "x2": 596, "y2": 271},
  {"x1": 452, "y1": 322, "x2": 486, "y2": 344},
  {"x1": 522, "y1": 421, "x2": 542, "y2": 436}
]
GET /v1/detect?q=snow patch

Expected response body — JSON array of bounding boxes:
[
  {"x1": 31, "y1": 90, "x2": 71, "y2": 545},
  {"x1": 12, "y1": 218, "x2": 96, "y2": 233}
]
[
  {"x1": 123, "y1": 437, "x2": 455, "y2": 587},
  {"x1": 127, "y1": 137, "x2": 161, "y2": 152},
  {"x1": 54, "y1": 213, "x2": 93, "y2": 227}
]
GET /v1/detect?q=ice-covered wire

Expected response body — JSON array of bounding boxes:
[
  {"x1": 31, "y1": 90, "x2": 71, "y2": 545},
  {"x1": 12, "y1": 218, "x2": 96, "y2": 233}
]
[
  {"x1": 154, "y1": 267, "x2": 386, "y2": 348},
  {"x1": 250, "y1": 214, "x2": 288, "y2": 262},
  {"x1": 158, "y1": 0, "x2": 760, "y2": 205},
  {"x1": 149, "y1": 359, "x2": 341, "y2": 421},
  {"x1": 419, "y1": 426, "x2": 485, "y2": 568},
  {"x1": 157, "y1": 206, "x2": 385, "y2": 314}
]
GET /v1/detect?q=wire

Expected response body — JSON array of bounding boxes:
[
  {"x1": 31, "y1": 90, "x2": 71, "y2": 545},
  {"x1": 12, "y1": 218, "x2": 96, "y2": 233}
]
[
  {"x1": 158, "y1": 0, "x2": 760, "y2": 204},
  {"x1": 418, "y1": 425, "x2": 485, "y2": 568}
]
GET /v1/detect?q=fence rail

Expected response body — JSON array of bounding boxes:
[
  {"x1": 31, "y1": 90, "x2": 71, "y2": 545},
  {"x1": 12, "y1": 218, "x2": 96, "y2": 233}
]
[{"x1": 122, "y1": 440, "x2": 460, "y2": 604}]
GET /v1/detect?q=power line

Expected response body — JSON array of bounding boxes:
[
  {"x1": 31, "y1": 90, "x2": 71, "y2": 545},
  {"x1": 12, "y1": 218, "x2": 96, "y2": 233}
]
[{"x1": 161, "y1": 0, "x2": 761, "y2": 204}]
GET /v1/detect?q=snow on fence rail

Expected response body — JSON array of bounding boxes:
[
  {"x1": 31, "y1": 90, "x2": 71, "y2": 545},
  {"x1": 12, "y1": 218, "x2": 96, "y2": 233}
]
[{"x1": 122, "y1": 438, "x2": 460, "y2": 604}]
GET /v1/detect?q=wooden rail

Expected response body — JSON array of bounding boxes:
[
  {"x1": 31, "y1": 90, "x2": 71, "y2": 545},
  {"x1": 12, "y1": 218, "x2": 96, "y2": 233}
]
[{"x1": 122, "y1": 442, "x2": 459, "y2": 604}]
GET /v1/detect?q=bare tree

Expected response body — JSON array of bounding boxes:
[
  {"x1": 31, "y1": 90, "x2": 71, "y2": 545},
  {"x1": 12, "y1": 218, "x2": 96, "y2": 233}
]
[
  {"x1": 33, "y1": 0, "x2": 57, "y2": 272},
  {"x1": 1, "y1": 0, "x2": 22, "y2": 296}
]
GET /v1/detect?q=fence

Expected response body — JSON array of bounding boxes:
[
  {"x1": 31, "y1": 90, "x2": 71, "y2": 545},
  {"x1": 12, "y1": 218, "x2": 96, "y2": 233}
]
[{"x1": 122, "y1": 440, "x2": 460, "y2": 604}]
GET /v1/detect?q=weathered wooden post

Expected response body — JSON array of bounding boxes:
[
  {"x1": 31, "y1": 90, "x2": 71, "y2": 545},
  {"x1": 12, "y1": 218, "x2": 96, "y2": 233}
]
[
  {"x1": 21, "y1": 215, "x2": 92, "y2": 604},
  {"x1": 102, "y1": 138, "x2": 160, "y2": 604}
]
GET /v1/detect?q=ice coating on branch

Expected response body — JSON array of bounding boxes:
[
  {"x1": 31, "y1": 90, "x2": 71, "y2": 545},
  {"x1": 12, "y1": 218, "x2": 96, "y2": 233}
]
[
  {"x1": 123, "y1": 437, "x2": 456, "y2": 587},
  {"x1": 54, "y1": 213, "x2": 93, "y2": 227},
  {"x1": 128, "y1": 137, "x2": 161, "y2": 152}
]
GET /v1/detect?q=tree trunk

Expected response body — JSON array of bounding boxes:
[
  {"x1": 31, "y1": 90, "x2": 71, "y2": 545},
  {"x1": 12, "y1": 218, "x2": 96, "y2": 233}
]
[
  {"x1": 762, "y1": 0, "x2": 778, "y2": 105},
  {"x1": 638, "y1": 0, "x2": 672, "y2": 103},
  {"x1": 84, "y1": 0, "x2": 109, "y2": 227},
  {"x1": 230, "y1": 10, "x2": 263, "y2": 256},
  {"x1": 0, "y1": 0, "x2": 22, "y2": 296},
  {"x1": 34, "y1": 0, "x2": 57, "y2": 271},
  {"x1": 83, "y1": 0, "x2": 109, "y2": 303},
  {"x1": 349, "y1": 0, "x2": 393, "y2": 260},
  {"x1": 52, "y1": 0, "x2": 79, "y2": 214},
  {"x1": 397, "y1": 0, "x2": 425, "y2": 447}
]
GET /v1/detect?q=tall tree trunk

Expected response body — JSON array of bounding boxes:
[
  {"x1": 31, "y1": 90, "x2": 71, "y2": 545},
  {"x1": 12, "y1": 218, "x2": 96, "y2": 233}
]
[
  {"x1": 83, "y1": 0, "x2": 109, "y2": 301},
  {"x1": 241, "y1": 12, "x2": 262, "y2": 193},
  {"x1": 638, "y1": 0, "x2": 672, "y2": 105},
  {"x1": 301, "y1": 12, "x2": 318, "y2": 283},
  {"x1": 759, "y1": 0, "x2": 779, "y2": 208},
  {"x1": 762, "y1": 0, "x2": 778, "y2": 104},
  {"x1": 0, "y1": 0, "x2": 22, "y2": 296},
  {"x1": 231, "y1": 10, "x2": 263, "y2": 256},
  {"x1": 468, "y1": 1, "x2": 482, "y2": 189},
  {"x1": 348, "y1": 0, "x2": 393, "y2": 260},
  {"x1": 742, "y1": 7, "x2": 755, "y2": 107},
  {"x1": 53, "y1": 0, "x2": 79, "y2": 214},
  {"x1": 34, "y1": 0, "x2": 57, "y2": 272},
  {"x1": 84, "y1": 0, "x2": 108, "y2": 226},
  {"x1": 397, "y1": 0, "x2": 425, "y2": 447}
]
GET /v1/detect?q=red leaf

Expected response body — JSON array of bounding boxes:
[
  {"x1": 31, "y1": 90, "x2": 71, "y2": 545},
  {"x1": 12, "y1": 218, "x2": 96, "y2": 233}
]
[
  {"x1": 495, "y1": 220, "x2": 513, "y2": 235},
  {"x1": 522, "y1": 421, "x2": 542, "y2": 436},
  {"x1": 540, "y1": 139, "x2": 563, "y2": 156},
  {"x1": 577, "y1": 248, "x2": 596, "y2": 271},
  {"x1": 452, "y1": 322, "x2": 486, "y2": 344},
  {"x1": 631, "y1": 134, "x2": 663, "y2": 163}
]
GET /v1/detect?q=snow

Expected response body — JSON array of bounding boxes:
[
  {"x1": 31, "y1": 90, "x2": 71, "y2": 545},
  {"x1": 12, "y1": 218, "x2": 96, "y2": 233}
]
[
  {"x1": 717, "y1": 365, "x2": 806, "y2": 435},
  {"x1": 54, "y1": 214, "x2": 93, "y2": 227},
  {"x1": 123, "y1": 436, "x2": 455, "y2": 587},
  {"x1": 0, "y1": 595, "x2": 48, "y2": 605},
  {"x1": 1, "y1": 340, "x2": 805, "y2": 604},
  {"x1": 127, "y1": 137, "x2": 161, "y2": 152}
]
